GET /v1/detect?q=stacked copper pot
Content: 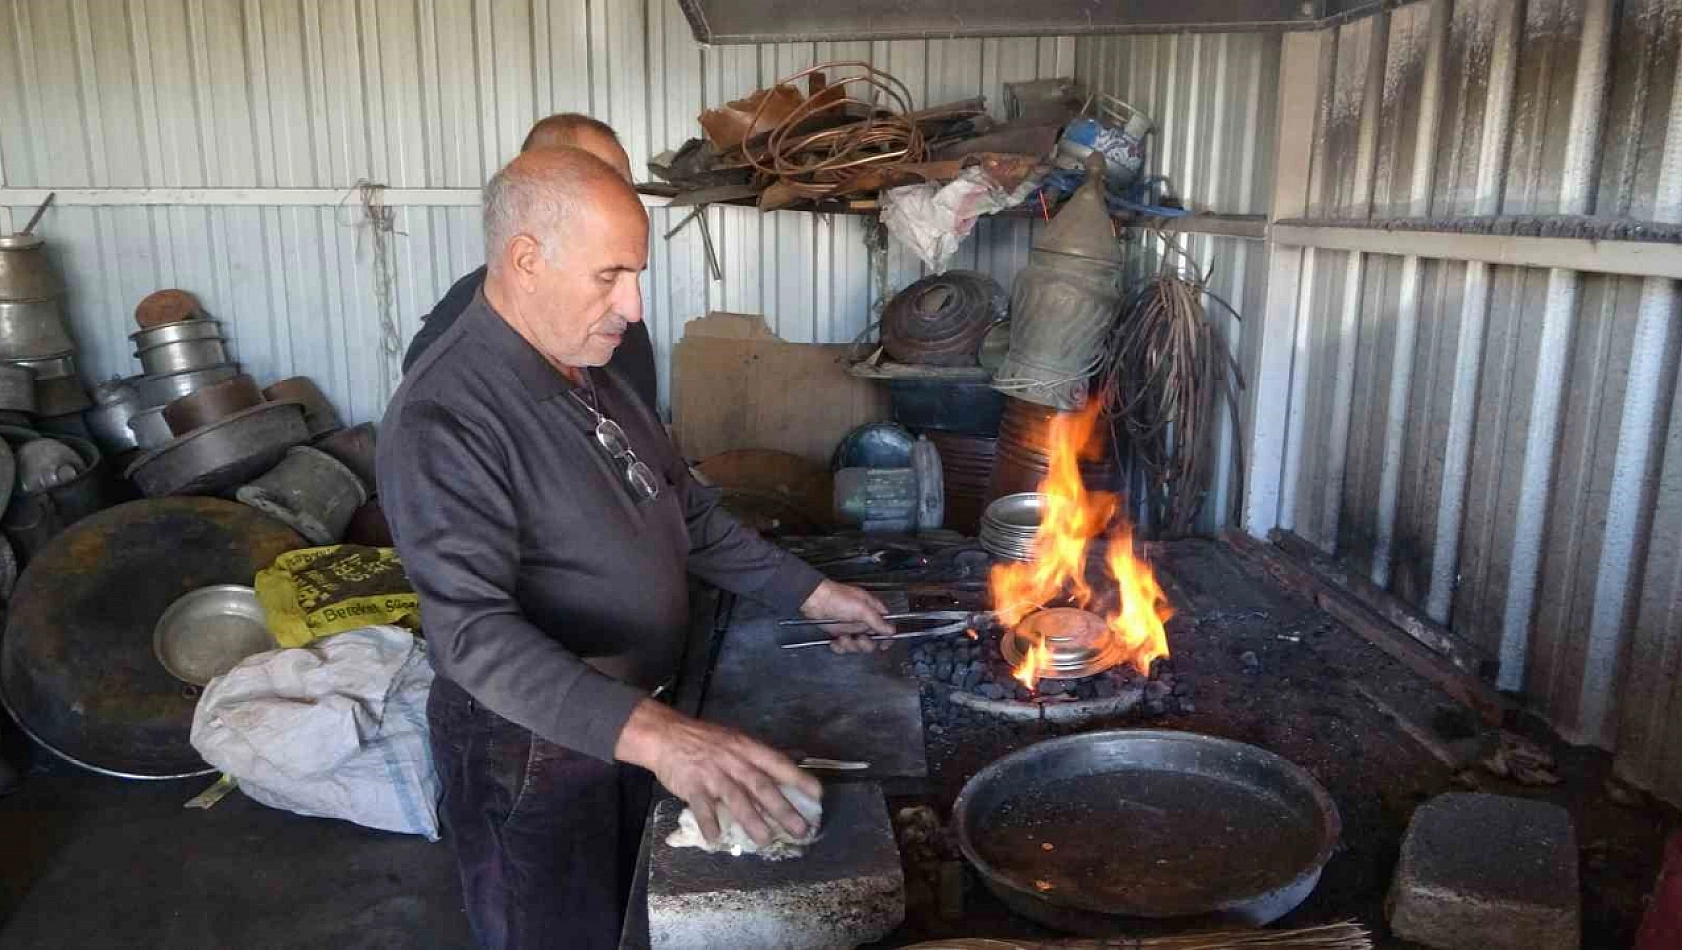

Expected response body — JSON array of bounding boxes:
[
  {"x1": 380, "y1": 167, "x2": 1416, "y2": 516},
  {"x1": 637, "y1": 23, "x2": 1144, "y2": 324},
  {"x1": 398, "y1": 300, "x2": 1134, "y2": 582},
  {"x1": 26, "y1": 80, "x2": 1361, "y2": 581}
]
[{"x1": 0, "y1": 233, "x2": 85, "y2": 420}]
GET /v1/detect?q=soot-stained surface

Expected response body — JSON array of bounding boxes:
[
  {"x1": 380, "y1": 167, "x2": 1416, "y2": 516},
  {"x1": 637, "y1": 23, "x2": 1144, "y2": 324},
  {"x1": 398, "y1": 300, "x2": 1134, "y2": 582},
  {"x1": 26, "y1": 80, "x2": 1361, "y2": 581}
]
[{"x1": 887, "y1": 538, "x2": 1676, "y2": 950}]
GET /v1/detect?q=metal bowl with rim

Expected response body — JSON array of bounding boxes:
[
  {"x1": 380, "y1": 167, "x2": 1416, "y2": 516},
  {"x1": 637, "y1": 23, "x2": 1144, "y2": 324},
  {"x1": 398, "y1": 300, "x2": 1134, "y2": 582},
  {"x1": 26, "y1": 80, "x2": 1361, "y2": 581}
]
[
  {"x1": 152, "y1": 584, "x2": 275, "y2": 687},
  {"x1": 953, "y1": 729, "x2": 1341, "y2": 934}
]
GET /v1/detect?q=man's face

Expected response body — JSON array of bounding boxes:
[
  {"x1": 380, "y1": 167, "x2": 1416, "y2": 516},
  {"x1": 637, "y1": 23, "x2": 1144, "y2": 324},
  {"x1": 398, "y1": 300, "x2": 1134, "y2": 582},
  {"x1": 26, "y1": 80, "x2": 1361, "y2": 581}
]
[{"x1": 521, "y1": 192, "x2": 649, "y2": 369}]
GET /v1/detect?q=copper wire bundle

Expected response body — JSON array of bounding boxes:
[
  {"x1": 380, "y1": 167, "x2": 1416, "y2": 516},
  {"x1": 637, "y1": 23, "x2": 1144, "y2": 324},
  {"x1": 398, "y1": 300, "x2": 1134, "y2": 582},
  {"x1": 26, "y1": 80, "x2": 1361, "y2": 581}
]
[
  {"x1": 1099, "y1": 235, "x2": 1247, "y2": 538},
  {"x1": 739, "y1": 62, "x2": 926, "y2": 200}
]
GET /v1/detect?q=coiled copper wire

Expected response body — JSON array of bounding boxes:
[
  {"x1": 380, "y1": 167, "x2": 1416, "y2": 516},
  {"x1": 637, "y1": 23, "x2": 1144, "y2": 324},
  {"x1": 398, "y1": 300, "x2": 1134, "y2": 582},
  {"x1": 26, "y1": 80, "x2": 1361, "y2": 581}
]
[{"x1": 739, "y1": 62, "x2": 926, "y2": 200}]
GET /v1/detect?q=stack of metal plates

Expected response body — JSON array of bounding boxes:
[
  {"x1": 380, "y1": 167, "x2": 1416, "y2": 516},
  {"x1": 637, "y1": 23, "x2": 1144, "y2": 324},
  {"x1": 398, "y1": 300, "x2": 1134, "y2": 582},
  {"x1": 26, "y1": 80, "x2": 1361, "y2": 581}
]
[{"x1": 980, "y1": 492, "x2": 1044, "y2": 562}]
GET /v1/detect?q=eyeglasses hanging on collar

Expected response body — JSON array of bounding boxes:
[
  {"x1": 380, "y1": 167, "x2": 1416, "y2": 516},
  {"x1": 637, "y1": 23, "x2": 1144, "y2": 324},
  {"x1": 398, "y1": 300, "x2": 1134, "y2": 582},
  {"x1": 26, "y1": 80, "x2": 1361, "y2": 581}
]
[{"x1": 568, "y1": 386, "x2": 661, "y2": 502}]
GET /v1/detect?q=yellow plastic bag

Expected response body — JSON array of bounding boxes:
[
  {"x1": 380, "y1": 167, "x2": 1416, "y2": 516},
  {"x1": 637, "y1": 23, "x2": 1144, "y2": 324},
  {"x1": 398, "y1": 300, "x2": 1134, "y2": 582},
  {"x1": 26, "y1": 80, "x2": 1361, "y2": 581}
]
[{"x1": 255, "y1": 545, "x2": 420, "y2": 648}]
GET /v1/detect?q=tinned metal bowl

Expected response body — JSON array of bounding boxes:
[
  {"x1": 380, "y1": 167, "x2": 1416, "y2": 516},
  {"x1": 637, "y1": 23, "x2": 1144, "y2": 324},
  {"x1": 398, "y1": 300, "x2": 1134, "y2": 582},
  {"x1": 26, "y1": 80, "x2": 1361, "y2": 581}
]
[
  {"x1": 136, "y1": 337, "x2": 228, "y2": 377},
  {"x1": 984, "y1": 492, "x2": 1047, "y2": 533},
  {"x1": 129, "y1": 318, "x2": 222, "y2": 349},
  {"x1": 131, "y1": 364, "x2": 240, "y2": 407},
  {"x1": 152, "y1": 584, "x2": 274, "y2": 686}
]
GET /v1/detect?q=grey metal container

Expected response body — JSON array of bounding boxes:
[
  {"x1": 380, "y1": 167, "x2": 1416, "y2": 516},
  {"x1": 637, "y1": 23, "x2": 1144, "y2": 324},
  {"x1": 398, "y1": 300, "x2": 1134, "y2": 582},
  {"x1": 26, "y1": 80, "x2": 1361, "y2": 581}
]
[
  {"x1": 992, "y1": 153, "x2": 1125, "y2": 412},
  {"x1": 0, "y1": 233, "x2": 66, "y2": 300},
  {"x1": 235, "y1": 445, "x2": 368, "y2": 545},
  {"x1": 126, "y1": 405, "x2": 174, "y2": 449},
  {"x1": 132, "y1": 319, "x2": 228, "y2": 376},
  {"x1": 135, "y1": 338, "x2": 228, "y2": 376},
  {"x1": 0, "y1": 427, "x2": 130, "y2": 565},
  {"x1": 11, "y1": 352, "x2": 75, "y2": 380},
  {"x1": 131, "y1": 364, "x2": 240, "y2": 408},
  {"x1": 130, "y1": 318, "x2": 222, "y2": 349},
  {"x1": 0, "y1": 299, "x2": 76, "y2": 359},
  {"x1": 0, "y1": 362, "x2": 35, "y2": 414},
  {"x1": 85, "y1": 379, "x2": 143, "y2": 454},
  {"x1": 126, "y1": 401, "x2": 310, "y2": 497}
]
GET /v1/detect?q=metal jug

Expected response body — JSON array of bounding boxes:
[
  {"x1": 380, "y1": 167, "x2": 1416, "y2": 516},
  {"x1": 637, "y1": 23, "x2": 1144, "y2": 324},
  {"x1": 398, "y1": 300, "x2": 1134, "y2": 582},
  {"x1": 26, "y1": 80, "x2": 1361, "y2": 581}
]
[
  {"x1": 0, "y1": 234, "x2": 75, "y2": 360},
  {"x1": 993, "y1": 153, "x2": 1125, "y2": 411}
]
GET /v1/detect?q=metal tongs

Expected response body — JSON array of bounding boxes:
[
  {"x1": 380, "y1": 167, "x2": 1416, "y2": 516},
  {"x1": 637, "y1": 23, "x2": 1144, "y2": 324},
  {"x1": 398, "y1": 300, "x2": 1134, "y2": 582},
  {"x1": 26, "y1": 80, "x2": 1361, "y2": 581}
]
[{"x1": 777, "y1": 610, "x2": 992, "y2": 650}]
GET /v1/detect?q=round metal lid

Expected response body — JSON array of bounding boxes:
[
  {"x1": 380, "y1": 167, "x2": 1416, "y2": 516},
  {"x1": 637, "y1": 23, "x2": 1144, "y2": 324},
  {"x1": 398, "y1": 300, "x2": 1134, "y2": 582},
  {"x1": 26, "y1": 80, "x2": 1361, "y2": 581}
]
[
  {"x1": 998, "y1": 606, "x2": 1128, "y2": 680},
  {"x1": 0, "y1": 497, "x2": 302, "y2": 778}
]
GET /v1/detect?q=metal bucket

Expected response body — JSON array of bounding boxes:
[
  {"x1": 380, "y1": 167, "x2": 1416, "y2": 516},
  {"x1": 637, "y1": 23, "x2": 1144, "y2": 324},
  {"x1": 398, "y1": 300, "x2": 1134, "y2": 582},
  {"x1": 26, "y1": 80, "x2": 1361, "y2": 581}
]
[
  {"x1": 135, "y1": 337, "x2": 228, "y2": 376},
  {"x1": 235, "y1": 445, "x2": 368, "y2": 545},
  {"x1": 0, "y1": 299, "x2": 76, "y2": 359},
  {"x1": 0, "y1": 233, "x2": 65, "y2": 301},
  {"x1": 986, "y1": 396, "x2": 1116, "y2": 503},
  {"x1": 163, "y1": 374, "x2": 262, "y2": 435},
  {"x1": 263, "y1": 377, "x2": 341, "y2": 437}
]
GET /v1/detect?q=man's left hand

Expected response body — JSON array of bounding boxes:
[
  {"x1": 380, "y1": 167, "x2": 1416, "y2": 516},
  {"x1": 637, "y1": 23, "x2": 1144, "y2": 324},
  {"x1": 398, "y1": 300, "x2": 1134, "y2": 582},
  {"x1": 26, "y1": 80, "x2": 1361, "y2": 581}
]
[{"x1": 798, "y1": 580, "x2": 893, "y2": 654}]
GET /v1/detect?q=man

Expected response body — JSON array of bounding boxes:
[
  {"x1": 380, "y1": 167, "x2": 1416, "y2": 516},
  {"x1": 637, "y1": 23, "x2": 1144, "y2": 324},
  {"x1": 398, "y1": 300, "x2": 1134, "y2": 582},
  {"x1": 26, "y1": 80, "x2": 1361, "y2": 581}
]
[
  {"x1": 403, "y1": 113, "x2": 659, "y2": 414},
  {"x1": 378, "y1": 149, "x2": 891, "y2": 950}
]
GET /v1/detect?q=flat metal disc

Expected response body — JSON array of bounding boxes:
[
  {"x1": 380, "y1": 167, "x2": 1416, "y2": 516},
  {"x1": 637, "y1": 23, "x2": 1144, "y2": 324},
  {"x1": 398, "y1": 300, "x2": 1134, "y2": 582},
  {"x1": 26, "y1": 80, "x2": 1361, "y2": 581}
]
[{"x1": 0, "y1": 498, "x2": 302, "y2": 778}]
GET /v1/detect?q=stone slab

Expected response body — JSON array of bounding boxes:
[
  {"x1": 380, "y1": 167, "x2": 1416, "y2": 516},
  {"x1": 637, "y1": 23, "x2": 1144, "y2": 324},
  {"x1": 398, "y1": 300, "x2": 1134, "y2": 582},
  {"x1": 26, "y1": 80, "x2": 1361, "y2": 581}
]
[
  {"x1": 700, "y1": 602, "x2": 926, "y2": 782},
  {"x1": 647, "y1": 782, "x2": 904, "y2": 950},
  {"x1": 1387, "y1": 793, "x2": 1579, "y2": 950}
]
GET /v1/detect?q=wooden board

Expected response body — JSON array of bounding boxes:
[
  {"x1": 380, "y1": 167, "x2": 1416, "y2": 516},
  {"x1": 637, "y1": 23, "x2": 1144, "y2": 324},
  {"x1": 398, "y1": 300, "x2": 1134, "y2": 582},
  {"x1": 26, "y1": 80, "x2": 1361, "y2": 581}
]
[{"x1": 672, "y1": 312, "x2": 890, "y2": 466}]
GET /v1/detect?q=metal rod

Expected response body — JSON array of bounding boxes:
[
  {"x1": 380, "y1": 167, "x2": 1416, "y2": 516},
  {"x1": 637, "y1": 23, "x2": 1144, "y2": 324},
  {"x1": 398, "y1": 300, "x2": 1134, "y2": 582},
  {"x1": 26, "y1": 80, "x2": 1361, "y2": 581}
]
[
  {"x1": 779, "y1": 628, "x2": 968, "y2": 650},
  {"x1": 777, "y1": 612, "x2": 938, "y2": 627},
  {"x1": 696, "y1": 209, "x2": 723, "y2": 282},
  {"x1": 20, "y1": 191, "x2": 54, "y2": 234}
]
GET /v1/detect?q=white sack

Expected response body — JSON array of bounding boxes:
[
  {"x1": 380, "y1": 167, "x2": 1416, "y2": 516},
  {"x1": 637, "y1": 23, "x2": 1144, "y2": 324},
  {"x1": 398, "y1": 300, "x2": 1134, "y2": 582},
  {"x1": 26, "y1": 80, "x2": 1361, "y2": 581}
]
[{"x1": 190, "y1": 625, "x2": 440, "y2": 840}]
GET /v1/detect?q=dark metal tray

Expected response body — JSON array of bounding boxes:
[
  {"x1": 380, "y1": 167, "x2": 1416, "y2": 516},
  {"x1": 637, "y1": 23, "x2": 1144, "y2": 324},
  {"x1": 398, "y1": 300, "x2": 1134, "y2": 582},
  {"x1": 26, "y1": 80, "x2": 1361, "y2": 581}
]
[{"x1": 952, "y1": 729, "x2": 1340, "y2": 934}]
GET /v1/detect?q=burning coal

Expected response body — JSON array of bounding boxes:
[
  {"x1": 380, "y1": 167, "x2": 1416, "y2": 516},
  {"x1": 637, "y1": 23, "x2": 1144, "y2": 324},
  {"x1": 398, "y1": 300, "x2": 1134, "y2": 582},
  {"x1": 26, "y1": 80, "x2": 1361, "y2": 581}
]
[{"x1": 988, "y1": 402, "x2": 1172, "y2": 690}]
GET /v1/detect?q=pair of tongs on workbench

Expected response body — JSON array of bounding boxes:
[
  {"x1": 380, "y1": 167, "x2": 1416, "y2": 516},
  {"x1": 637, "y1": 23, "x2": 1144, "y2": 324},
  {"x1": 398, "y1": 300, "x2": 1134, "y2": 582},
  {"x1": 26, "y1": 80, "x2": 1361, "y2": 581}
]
[{"x1": 776, "y1": 610, "x2": 991, "y2": 650}]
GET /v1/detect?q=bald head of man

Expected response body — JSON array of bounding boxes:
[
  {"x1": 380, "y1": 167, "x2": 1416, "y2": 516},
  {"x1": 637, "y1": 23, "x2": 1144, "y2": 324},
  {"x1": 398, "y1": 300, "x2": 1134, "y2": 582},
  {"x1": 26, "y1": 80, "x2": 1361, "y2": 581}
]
[
  {"x1": 482, "y1": 148, "x2": 648, "y2": 376},
  {"x1": 523, "y1": 113, "x2": 632, "y2": 182}
]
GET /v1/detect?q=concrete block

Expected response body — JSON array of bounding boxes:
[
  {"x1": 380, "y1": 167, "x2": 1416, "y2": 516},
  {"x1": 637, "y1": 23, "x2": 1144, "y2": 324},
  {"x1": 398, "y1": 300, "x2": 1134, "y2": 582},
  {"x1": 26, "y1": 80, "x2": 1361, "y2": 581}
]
[
  {"x1": 1387, "y1": 793, "x2": 1579, "y2": 950},
  {"x1": 647, "y1": 782, "x2": 904, "y2": 950}
]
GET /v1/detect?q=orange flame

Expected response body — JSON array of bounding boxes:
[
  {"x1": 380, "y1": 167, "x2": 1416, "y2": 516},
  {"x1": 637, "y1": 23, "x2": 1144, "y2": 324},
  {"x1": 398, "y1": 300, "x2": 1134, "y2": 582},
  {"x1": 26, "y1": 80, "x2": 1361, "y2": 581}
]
[{"x1": 990, "y1": 402, "x2": 1172, "y2": 688}]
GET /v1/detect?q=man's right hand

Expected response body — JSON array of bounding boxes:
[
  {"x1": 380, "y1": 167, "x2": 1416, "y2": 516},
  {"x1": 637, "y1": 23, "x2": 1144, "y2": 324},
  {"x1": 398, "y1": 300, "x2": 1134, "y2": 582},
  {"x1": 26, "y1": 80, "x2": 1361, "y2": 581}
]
[{"x1": 614, "y1": 699, "x2": 821, "y2": 847}]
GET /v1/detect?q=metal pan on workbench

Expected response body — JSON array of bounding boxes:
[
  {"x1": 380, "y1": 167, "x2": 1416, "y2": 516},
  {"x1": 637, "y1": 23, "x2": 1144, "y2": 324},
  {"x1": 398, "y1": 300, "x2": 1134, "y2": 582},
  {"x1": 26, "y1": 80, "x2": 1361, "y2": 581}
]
[{"x1": 952, "y1": 729, "x2": 1340, "y2": 935}]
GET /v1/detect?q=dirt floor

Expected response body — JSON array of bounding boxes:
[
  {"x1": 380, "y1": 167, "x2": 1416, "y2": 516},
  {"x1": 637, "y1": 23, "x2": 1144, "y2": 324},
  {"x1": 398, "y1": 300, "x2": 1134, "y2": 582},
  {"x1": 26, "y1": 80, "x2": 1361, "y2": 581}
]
[
  {"x1": 0, "y1": 537, "x2": 1672, "y2": 949},
  {"x1": 887, "y1": 538, "x2": 1676, "y2": 949}
]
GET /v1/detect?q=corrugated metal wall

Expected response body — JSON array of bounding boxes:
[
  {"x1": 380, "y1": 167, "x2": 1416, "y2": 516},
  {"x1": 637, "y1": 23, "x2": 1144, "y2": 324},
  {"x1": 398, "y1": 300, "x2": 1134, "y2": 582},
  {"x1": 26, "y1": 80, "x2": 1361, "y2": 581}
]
[
  {"x1": 1260, "y1": 0, "x2": 1682, "y2": 803},
  {"x1": 0, "y1": 0, "x2": 1073, "y2": 420},
  {"x1": 1072, "y1": 32, "x2": 1281, "y2": 530}
]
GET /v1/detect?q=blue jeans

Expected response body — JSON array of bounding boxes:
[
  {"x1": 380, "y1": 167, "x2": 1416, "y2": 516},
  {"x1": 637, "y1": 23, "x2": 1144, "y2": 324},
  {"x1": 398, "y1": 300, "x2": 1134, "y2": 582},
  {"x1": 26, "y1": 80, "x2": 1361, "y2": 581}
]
[{"x1": 427, "y1": 676, "x2": 651, "y2": 950}]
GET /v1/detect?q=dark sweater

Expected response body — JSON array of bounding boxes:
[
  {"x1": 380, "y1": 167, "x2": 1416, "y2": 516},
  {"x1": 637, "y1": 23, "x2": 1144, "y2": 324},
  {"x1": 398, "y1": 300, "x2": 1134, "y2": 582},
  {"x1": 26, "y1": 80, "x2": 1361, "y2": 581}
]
[{"x1": 378, "y1": 291, "x2": 823, "y2": 761}]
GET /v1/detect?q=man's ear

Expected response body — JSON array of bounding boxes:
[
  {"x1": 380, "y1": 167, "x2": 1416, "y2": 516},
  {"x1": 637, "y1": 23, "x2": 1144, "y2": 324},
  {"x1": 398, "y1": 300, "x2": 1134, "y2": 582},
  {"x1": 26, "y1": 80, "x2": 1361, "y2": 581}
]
[{"x1": 507, "y1": 234, "x2": 546, "y2": 293}]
